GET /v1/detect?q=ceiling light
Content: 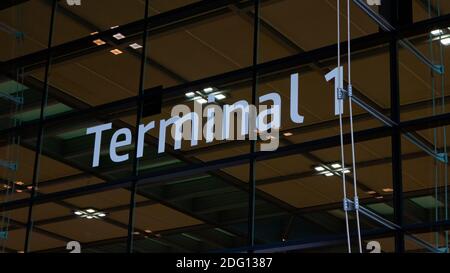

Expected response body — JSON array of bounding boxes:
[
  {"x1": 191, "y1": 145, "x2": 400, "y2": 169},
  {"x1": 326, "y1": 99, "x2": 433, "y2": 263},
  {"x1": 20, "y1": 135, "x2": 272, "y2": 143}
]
[
  {"x1": 194, "y1": 97, "x2": 208, "y2": 104},
  {"x1": 93, "y1": 39, "x2": 106, "y2": 46},
  {"x1": 431, "y1": 29, "x2": 444, "y2": 36},
  {"x1": 16, "y1": 189, "x2": 23, "y2": 193},
  {"x1": 203, "y1": 87, "x2": 214, "y2": 93},
  {"x1": 343, "y1": 169, "x2": 351, "y2": 174},
  {"x1": 144, "y1": 229, "x2": 152, "y2": 234},
  {"x1": 3, "y1": 184, "x2": 11, "y2": 189},
  {"x1": 133, "y1": 231, "x2": 140, "y2": 235},
  {"x1": 110, "y1": 49, "x2": 123, "y2": 55},
  {"x1": 367, "y1": 191, "x2": 377, "y2": 195},
  {"x1": 315, "y1": 166, "x2": 325, "y2": 172},
  {"x1": 375, "y1": 196, "x2": 384, "y2": 200},
  {"x1": 113, "y1": 33, "x2": 126, "y2": 40},
  {"x1": 283, "y1": 132, "x2": 293, "y2": 137},
  {"x1": 331, "y1": 163, "x2": 341, "y2": 169},
  {"x1": 215, "y1": 94, "x2": 226, "y2": 100},
  {"x1": 185, "y1": 92, "x2": 195, "y2": 98},
  {"x1": 15, "y1": 181, "x2": 24, "y2": 186},
  {"x1": 440, "y1": 37, "x2": 450, "y2": 46},
  {"x1": 324, "y1": 172, "x2": 334, "y2": 177},
  {"x1": 90, "y1": 31, "x2": 99, "y2": 35},
  {"x1": 129, "y1": 43, "x2": 142, "y2": 50},
  {"x1": 382, "y1": 188, "x2": 394, "y2": 193},
  {"x1": 74, "y1": 208, "x2": 106, "y2": 219},
  {"x1": 110, "y1": 25, "x2": 119, "y2": 29}
]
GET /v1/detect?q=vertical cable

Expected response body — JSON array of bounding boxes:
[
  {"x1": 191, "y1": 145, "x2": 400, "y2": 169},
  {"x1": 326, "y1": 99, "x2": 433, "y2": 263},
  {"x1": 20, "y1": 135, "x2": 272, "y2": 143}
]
[
  {"x1": 24, "y1": 0, "x2": 58, "y2": 253},
  {"x1": 337, "y1": 0, "x2": 352, "y2": 253},
  {"x1": 248, "y1": 0, "x2": 260, "y2": 251},
  {"x1": 347, "y1": 0, "x2": 363, "y2": 253},
  {"x1": 127, "y1": 0, "x2": 150, "y2": 253}
]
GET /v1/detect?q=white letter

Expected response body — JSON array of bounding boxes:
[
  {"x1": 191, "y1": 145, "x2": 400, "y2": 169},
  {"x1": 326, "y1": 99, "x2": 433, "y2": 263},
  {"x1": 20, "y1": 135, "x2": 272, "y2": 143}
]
[
  {"x1": 290, "y1": 73, "x2": 305, "y2": 124},
  {"x1": 325, "y1": 66, "x2": 344, "y2": 116},
  {"x1": 110, "y1": 128, "x2": 132, "y2": 163},
  {"x1": 137, "y1": 121, "x2": 155, "y2": 158},
  {"x1": 86, "y1": 123, "x2": 112, "y2": 167}
]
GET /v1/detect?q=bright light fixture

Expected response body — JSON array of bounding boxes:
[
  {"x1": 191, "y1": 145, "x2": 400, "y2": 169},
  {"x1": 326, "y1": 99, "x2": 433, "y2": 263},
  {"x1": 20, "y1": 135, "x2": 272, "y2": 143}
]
[
  {"x1": 343, "y1": 169, "x2": 351, "y2": 174},
  {"x1": 185, "y1": 92, "x2": 195, "y2": 98},
  {"x1": 194, "y1": 97, "x2": 208, "y2": 104},
  {"x1": 315, "y1": 166, "x2": 325, "y2": 172},
  {"x1": 15, "y1": 181, "x2": 24, "y2": 186},
  {"x1": 441, "y1": 37, "x2": 450, "y2": 46},
  {"x1": 367, "y1": 191, "x2": 377, "y2": 195},
  {"x1": 331, "y1": 163, "x2": 341, "y2": 169},
  {"x1": 215, "y1": 94, "x2": 226, "y2": 100},
  {"x1": 203, "y1": 87, "x2": 214, "y2": 93},
  {"x1": 110, "y1": 49, "x2": 123, "y2": 55},
  {"x1": 431, "y1": 29, "x2": 444, "y2": 36},
  {"x1": 74, "y1": 208, "x2": 107, "y2": 219},
  {"x1": 93, "y1": 39, "x2": 106, "y2": 46},
  {"x1": 382, "y1": 188, "x2": 394, "y2": 193},
  {"x1": 283, "y1": 132, "x2": 293, "y2": 137},
  {"x1": 324, "y1": 172, "x2": 334, "y2": 177},
  {"x1": 129, "y1": 43, "x2": 142, "y2": 50},
  {"x1": 113, "y1": 33, "x2": 125, "y2": 40}
]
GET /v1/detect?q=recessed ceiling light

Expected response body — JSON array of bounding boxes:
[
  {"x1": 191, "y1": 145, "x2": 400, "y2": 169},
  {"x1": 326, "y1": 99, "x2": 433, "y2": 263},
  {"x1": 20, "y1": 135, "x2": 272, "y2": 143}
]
[
  {"x1": 431, "y1": 29, "x2": 444, "y2": 36},
  {"x1": 129, "y1": 43, "x2": 142, "y2": 50},
  {"x1": 185, "y1": 92, "x2": 195, "y2": 98},
  {"x1": 331, "y1": 163, "x2": 341, "y2": 169},
  {"x1": 440, "y1": 37, "x2": 450, "y2": 46},
  {"x1": 315, "y1": 166, "x2": 325, "y2": 172},
  {"x1": 324, "y1": 172, "x2": 334, "y2": 177},
  {"x1": 283, "y1": 132, "x2": 293, "y2": 137},
  {"x1": 194, "y1": 97, "x2": 208, "y2": 104},
  {"x1": 113, "y1": 33, "x2": 126, "y2": 40},
  {"x1": 110, "y1": 25, "x2": 119, "y2": 29},
  {"x1": 93, "y1": 39, "x2": 106, "y2": 46},
  {"x1": 97, "y1": 213, "x2": 106, "y2": 217},
  {"x1": 215, "y1": 94, "x2": 226, "y2": 100},
  {"x1": 90, "y1": 31, "x2": 99, "y2": 36},
  {"x1": 382, "y1": 188, "x2": 394, "y2": 193},
  {"x1": 133, "y1": 231, "x2": 140, "y2": 235},
  {"x1": 110, "y1": 49, "x2": 123, "y2": 55},
  {"x1": 86, "y1": 208, "x2": 96, "y2": 213},
  {"x1": 15, "y1": 181, "x2": 24, "y2": 186},
  {"x1": 367, "y1": 191, "x2": 377, "y2": 195},
  {"x1": 16, "y1": 189, "x2": 23, "y2": 193},
  {"x1": 144, "y1": 229, "x2": 152, "y2": 234},
  {"x1": 86, "y1": 216, "x2": 93, "y2": 219},
  {"x1": 74, "y1": 211, "x2": 83, "y2": 216},
  {"x1": 203, "y1": 87, "x2": 214, "y2": 93},
  {"x1": 343, "y1": 169, "x2": 351, "y2": 174}
]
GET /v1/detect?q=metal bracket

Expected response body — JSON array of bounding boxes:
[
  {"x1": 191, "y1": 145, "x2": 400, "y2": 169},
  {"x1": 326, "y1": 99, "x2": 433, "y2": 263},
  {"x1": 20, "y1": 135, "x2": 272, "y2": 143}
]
[
  {"x1": 437, "y1": 153, "x2": 448, "y2": 164},
  {"x1": 337, "y1": 88, "x2": 347, "y2": 100},
  {"x1": 343, "y1": 198, "x2": 355, "y2": 212}
]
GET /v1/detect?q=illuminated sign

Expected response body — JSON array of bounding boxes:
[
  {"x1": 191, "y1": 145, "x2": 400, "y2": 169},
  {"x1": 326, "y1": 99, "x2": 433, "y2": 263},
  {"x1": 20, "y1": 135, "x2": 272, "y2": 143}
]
[{"x1": 86, "y1": 73, "x2": 307, "y2": 168}]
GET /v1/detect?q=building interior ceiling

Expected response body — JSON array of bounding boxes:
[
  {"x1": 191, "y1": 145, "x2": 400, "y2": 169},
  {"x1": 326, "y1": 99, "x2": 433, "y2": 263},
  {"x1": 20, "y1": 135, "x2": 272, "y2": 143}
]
[{"x1": 0, "y1": 0, "x2": 450, "y2": 252}]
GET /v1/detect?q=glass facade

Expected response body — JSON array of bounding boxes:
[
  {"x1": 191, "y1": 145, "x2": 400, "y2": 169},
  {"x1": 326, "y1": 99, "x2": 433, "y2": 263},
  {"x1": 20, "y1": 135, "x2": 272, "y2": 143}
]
[{"x1": 0, "y1": 0, "x2": 450, "y2": 253}]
